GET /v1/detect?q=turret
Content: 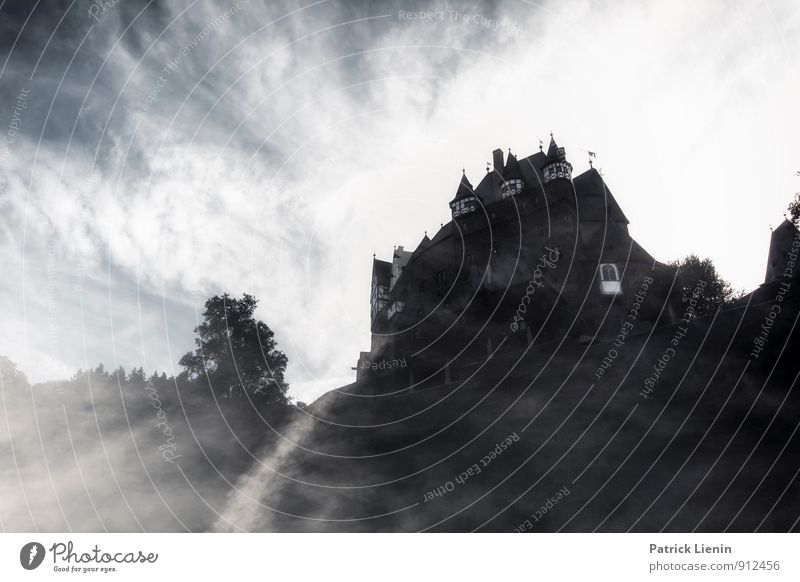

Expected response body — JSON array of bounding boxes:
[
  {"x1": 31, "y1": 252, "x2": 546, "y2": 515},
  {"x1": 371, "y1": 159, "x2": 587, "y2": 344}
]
[
  {"x1": 448, "y1": 171, "x2": 478, "y2": 219},
  {"x1": 500, "y1": 150, "x2": 524, "y2": 198},
  {"x1": 765, "y1": 219, "x2": 800, "y2": 283},
  {"x1": 542, "y1": 135, "x2": 573, "y2": 184},
  {"x1": 370, "y1": 257, "x2": 391, "y2": 328}
]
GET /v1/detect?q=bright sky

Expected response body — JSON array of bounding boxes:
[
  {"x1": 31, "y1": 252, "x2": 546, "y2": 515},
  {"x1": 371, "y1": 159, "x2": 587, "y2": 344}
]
[{"x1": 1, "y1": 0, "x2": 799, "y2": 402}]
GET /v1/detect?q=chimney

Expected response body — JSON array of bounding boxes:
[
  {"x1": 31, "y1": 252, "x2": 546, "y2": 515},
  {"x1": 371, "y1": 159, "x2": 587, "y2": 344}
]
[{"x1": 492, "y1": 148, "x2": 504, "y2": 173}]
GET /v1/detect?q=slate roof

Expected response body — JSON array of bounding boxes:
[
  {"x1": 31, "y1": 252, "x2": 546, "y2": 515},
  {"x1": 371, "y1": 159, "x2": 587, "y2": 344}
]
[
  {"x1": 519, "y1": 151, "x2": 547, "y2": 186},
  {"x1": 573, "y1": 168, "x2": 629, "y2": 224},
  {"x1": 473, "y1": 170, "x2": 501, "y2": 204},
  {"x1": 449, "y1": 171, "x2": 475, "y2": 204},
  {"x1": 503, "y1": 152, "x2": 524, "y2": 181},
  {"x1": 545, "y1": 136, "x2": 561, "y2": 161},
  {"x1": 388, "y1": 143, "x2": 631, "y2": 281},
  {"x1": 371, "y1": 258, "x2": 391, "y2": 285}
]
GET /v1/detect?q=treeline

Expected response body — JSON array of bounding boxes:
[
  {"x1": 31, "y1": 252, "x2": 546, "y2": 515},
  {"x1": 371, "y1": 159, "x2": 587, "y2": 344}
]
[{"x1": 0, "y1": 294, "x2": 298, "y2": 531}]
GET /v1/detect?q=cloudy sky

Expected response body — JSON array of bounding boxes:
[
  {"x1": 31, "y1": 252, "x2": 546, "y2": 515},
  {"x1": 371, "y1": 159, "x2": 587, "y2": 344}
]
[{"x1": 0, "y1": 0, "x2": 799, "y2": 402}]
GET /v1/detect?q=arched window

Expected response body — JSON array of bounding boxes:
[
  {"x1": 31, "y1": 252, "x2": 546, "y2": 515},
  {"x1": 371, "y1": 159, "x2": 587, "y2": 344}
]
[
  {"x1": 599, "y1": 263, "x2": 622, "y2": 295},
  {"x1": 601, "y1": 264, "x2": 618, "y2": 281}
]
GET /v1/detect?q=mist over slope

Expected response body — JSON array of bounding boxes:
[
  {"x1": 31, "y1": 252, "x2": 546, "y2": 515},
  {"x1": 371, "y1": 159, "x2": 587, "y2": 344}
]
[
  {"x1": 3, "y1": 281, "x2": 797, "y2": 532},
  {"x1": 216, "y1": 282, "x2": 800, "y2": 532},
  {"x1": 0, "y1": 368, "x2": 291, "y2": 532}
]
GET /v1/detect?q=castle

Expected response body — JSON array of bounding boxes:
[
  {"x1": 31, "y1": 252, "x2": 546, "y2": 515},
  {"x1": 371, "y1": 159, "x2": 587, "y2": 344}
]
[{"x1": 356, "y1": 136, "x2": 681, "y2": 386}]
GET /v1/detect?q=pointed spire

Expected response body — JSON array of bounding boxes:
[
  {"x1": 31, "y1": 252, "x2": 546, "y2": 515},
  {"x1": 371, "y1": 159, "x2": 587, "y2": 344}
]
[
  {"x1": 542, "y1": 133, "x2": 573, "y2": 184},
  {"x1": 546, "y1": 134, "x2": 559, "y2": 158},
  {"x1": 453, "y1": 170, "x2": 474, "y2": 200},
  {"x1": 503, "y1": 150, "x2": 523, "y2": 180}
]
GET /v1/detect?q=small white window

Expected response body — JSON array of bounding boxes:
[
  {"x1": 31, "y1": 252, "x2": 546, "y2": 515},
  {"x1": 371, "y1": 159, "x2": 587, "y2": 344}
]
[{"x1": 599, "y1": 263, "x2": 622, "y2": 295}]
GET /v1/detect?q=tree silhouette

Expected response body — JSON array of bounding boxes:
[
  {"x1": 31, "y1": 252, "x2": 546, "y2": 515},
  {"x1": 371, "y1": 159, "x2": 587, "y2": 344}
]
[
  {"x1": 179, "y1": 293, "x2": 289, "y2": 406},
  {"x1": 668, "y1": 254, "x2": 738, "y2": 316},
  {"x1": 788, "y1": 192, "x2": 800, "y2": 226},
  {"x1": 0, "y1": 355, "x2": 28, "y2": 387}
]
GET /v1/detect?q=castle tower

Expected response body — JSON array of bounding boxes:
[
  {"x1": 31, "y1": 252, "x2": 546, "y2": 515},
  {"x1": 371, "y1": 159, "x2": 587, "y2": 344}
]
[
  {"x1": 542, "y1": 135, "x2": 573, "y2": 184},
  {"x1": 541, "y1": 135, "x2": 575, "y2": 214},
  {"x1": 449, "y1": 170, "x2": 478, "y2": 219},
  {"x1": 765, "y1": 219, "x2": 800, "y2": 283},
  {"x1": 500, "y1": 151, "x2": 525, "y2": 198}
]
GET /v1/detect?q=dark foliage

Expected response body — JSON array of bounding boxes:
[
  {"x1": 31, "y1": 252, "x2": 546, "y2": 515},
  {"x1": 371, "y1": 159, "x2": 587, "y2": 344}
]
[
  {"x1": 668, "y1": 254, "x2": 740, "y2": 316},
  {"x1": 788, "y1": 192, "x2": 800, "y2": 226},
  {"x1": 179, "y1": 293, "x2": 290, "y2": 407}
]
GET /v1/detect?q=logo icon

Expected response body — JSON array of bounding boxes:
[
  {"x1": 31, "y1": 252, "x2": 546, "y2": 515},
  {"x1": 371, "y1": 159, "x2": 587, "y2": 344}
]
[{"x1": 20, "y1": 542, "x2": 45, "y2": 570}]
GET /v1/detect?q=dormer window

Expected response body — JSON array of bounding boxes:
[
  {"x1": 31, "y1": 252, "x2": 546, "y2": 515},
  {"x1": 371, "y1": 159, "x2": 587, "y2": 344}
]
[
  {"x1": 599, "y1": 263, "x2": 622, "y2": 295},
  {"x1": 450, "y1": 195, "x2": 477, "y2": 218},
  {"x1": 501, "y1": 179, "x2": 523, "y2": 198}
]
